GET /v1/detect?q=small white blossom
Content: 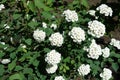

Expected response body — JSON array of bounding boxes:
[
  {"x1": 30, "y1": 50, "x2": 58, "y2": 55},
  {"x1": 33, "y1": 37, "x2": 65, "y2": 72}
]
[
  {"x1": 42, "y1": 22, "x2": 47, "y2": 28},
  {"x1": 63, "y1": 9, "x2": 78, "y2": 22},
  {"x1": 88, "y1": 20, "x2": 105, "y2": 38},
  {"x1": 54, "y1": 76, "x2": 65, "y2": 80},
  {"x1": 0, "y1": 42, "x2": 7, "y2": 50},
  {"x1": 78, "y1": 64, "x2": 90, "y2": 76},
  {"x1": 96, "y1": 4, "x2": 113, "y2": 16},
  {"x1": 88, "y1": 10, "x2": 96, "y2": 16},
  {"x1": 50, "y1": 23, "x2": 57, "y2": 30},
  {"x1": 110, "y1": 38, "x2": 120, "y2": 50},
  {"x1": 100, "y1": 68, "x2": 112, "y2": 80},
  {"x1": 49, "y1": 32, "x2": 64, "y2": 47},
  {"x1": 0, "y1": 4, "x2": 5, "y2": 11},
  {"x1": 1, "y1": 59, "x2": 10, "y2": 64},
  {"x1": 46, "y1": 64, "x2": 58, "y2": 74},
  {"x1": 4, "y1": 24, "x2": 10, "y2": 29},
  {"x1": 69, "y1": 27, "x2": 85, "y2": 44},
  {"x1": 45, "y1": 50, "x2": 61, "y2": 65},
  {"x1": 20, "y1": 44, "x2": 26, "y2": 48},
  {"x1": 102, "y1": 47, "x2": 110, "y2": 58},
  {"x1": 87, "y1": 39, "x2": 102, "y2": 59},
  {"x1": 33, "y1": 29, "x2": 46, "y2": 42}
]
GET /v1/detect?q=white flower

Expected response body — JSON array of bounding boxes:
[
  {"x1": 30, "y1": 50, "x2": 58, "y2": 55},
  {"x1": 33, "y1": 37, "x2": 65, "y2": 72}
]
[
  {"x1": 45, "y1": 50, "x2": 61, "y2": 65},
  {"x1": 0, "y1": 42, "x2": 7, "y2": 50},
  {"x1": 50, "y1": 23, "x2": 57, "y2": 30},
  {"x1": 54, "y1": 76, "x2": 65, "y2": 80},
  {"x1": 69, "y1": 27, "x2": 85, "y2": 44},
  {"x1": 87, "y1": 39, "x2": 102, "y2": 59},
  {"x1": 78, "y1": 64, "x2": 90, "y2": 76},
  {"x1": 33, "y1": 29, "x2": 46, "y2": 42},
  {"x1": 88, "y1": 10, "x2": 96, "y2": 16},
  {"x1": 100, "y1": 68, "x2": 112, "y2": 80},
  {"x1": 63, "y1": 9, "x2": 78, "y2": 22},
  {"x1": 0, "y1": 4, "x2": 5, "y2": 11},
  {"x1": 96, "y1": 4, "x2": 113, "y2": 16},
  {"x1": 1, "y1": 59, "x2": 10, "y2": 64},
  {"x1": 4, "y1": 24, "x2": 10, "y2": 29},
  {"x1": 88, "y1": 20, "x2": 105, "y2": 38},
  {"x1": 42, "y1": 22, "x2": 47, "y2": 28},
  {"x1": 20, "y1": 44, "x2": 26, "y2": 48},
  {"x1": 102, "y1": 47, "x2": 110, "y2": 58},
  {"x1": 46, "y1": 64, "x2": 58, "y2": 74},
  {"x1": 110, "y1": 38, "x2": 120, "y2": 50},
  {"x1": 49, "y1": 32, "x2": 64, "y2": 47}
]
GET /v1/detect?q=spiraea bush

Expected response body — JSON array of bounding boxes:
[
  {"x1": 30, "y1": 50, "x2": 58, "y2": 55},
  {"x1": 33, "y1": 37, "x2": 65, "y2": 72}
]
[{"x1": 0, "y1": 0, "x2": 120, "y2": 80}]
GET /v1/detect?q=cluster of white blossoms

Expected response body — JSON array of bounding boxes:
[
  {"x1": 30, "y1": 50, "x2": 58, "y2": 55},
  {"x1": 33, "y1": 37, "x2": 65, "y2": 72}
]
[
  {"x1": 1, "y1": 59, "x2": 10, "y2": 64},
  {"x1": 87, "y1": 39, "x2": 102, "y2": 59},
  {"x1": 69, "y1": 27, "x2": 85, "y2": 44},
  {"x1": 50, "y1": 23, "x2": 57, "y2": 30},
  {"x1": 88, "y1": 20, "x2": 105, "y2": 38},
  {"x1": 49, "y1": 32, "x2": 64, "y2": 47},
  {"x1": 33, "y1": 29, "x2": 46, "y2": 43},
  {"x1": 110, "y1": 38, "x2": 120, "y2": 50},
  {"x1": 100, "y1": 68, "x2": 112, "y2": 80},
  {"x1": 96, "y1": 4, "x2": 113, "y2": 16},
  {"x1": 63, "y1": 9, "x2": 78, "y2": 22},
  {"x1": 54, "y1": 76, "x2": 65, "y2": 80},
  {"x1": 42, "y1": 22, "x2": 47, "y2": 28},
  {"x1": 46, "y1": 64, "x2": 58, "y2": 74},
  {"x1": 78, "y1": 64, "x2": 91, "y2": 76},
  {"x1": 0, "y1": 4, "x2": 5, "y2": 11},
  {"x1": 45, "y1": 50, "x2": 61, "y2": 65},
  {"x1": 102, "y1": 47, "x2": 110, "y2": 58}
]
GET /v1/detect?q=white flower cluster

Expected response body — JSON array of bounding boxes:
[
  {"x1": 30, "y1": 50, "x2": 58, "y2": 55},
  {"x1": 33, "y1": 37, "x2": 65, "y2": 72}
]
[
  {"x1": 42, "y1": 22, "x2": 47, "y2": 28},
  {"x1": 50, "y1": 23, "x2": 57, "y2": 30},
  {"x1": 45, "y1": 50, "x2": 61, "y2": 65},
  {"x1": 87, "y1": 39, "x2": 102, "y2": 59},
  {"x1": 102, "y1": 47, "x2": 110, "y2": 58},
  {"x1": 78, "y1": 64, "x2": 91, "y2": 76},
  {"x1": 33, "y1": 29, "x2": 46, "y2": 43},
  {"x1": 63, "y1": 9, "x2": 78, "y2": 22},
  {"x1": 88, "y1": 20, "x2": 105, "y2": 38},
  {"x1": 46, "y1": 64, "x2": 58, "y2": 74},
  {"x1": 1, "y1": 59, "x2": 10, "y2": 64},
  {"x1": 100, "y1": 68, "x2": 112, "y2": 80},
  {"x1": 110, "y1": 38, "x2": 120, "y2": 50},
  {"x1": 45, "y1": 50, "x2": 61, "y2": 74},
  {"x1": 49, "y1": 32, "x2": 64, "y2": 47},
  {"x1": 0, "y1": 4, "x2": 5, "y2": 11},
  {"x1": 96, "y1": 4, "x2": 113, "y2": 16},
  {"x1": 88, "y1": 10, "x2": 96, "y2": 16},
  {"x1": 54, "y1": 76, "x2": 65, "y2": 80},
  {"x1": 69, "y1": 27, "x2": 85, "y2": 44}
]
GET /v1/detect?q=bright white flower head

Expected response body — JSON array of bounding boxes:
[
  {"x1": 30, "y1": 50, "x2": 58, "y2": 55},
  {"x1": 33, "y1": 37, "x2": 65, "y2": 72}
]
[
  {"x1": 4, "y1": 24, "x2": 10, "y2": 29},
  {"x1": 100, "y1": 68, "x2": 112, "y2": 80},
  {"x1": 63, "y1": 9, "x2": 78, "y2": 22},
  {"x1": 33, "y1": 29, "x2": 46, "y2": 42},
  {"x1": 42, "y1": 22, "x2": 47, "y2": 28},
  {"x1": 0, "y1": 4, "x2": 5, "y2": 11},
  {"x1": 88, "y1": 10, "x2": 96, "y2": 16},
  {"x1": 54, "y1": 76, "x2": 65, "y2": 80},
  {"x1": 102, "y1": 47, "x2": 110, "y2": 58},
  {"x1": 1, "y1": 59, "x2": 10, "y2": 64},
  {"x1": 96, "y1": 4, "x2": 113, "y2": 16},
  {"x1": 45, "y1": 50, "x2": 61, "y2": 65},
  {"x1": 110, "y1": 38, "x2": 120, "y2": 50},
  {"x1": 69, "y1": 27, "x2": 85, "y2": 44},
  {"x1": 46, "y1": 64, "x2": 58, "y2": 74},
  {"x1": 49, "y1": 32, "x2": 64, "y2": 47},
  {"x1": 87, "y1": 39, "x2": 102, "y2": 59},
  {"x1": 78, "y1": 64, "x2": 90, "y2": 76},
  {"x1": 88, "y1": 20, "x2": 105, "y2": 38},
  {"x1": 50, "y1": 23, "x2": 57, "y2": 30}
]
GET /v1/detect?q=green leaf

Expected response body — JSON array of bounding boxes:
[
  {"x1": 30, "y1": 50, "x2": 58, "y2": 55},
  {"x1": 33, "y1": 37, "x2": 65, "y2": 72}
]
[
  {"x1": 112, "y1": 63, "x2": 119, "y2": 72},
  {"x1": 13, "y1": 14, "x2": 22, "y2": 20},
  {"x1": 81, "y1": 0, "x2": 89, "y2": 8},
  {"x1": 34, "y1": 0, "x2": 45, "y2": 9},
  {"x1": 23, "y1": 68, "x2": 33, "y2": 74},
  {"x1": 28, "y1": 21, "x2": 39, "y2": 29},
  {"x1": 14, "y1": 66, "x2": 23, "y2": 71},
  {"x1": 8, "y1": 58, "x2": 17, "y2": 71},
  {"x1": 28, "y1": 1, "x2": 36, "y2": 12},
  {"x1": 0, "y1": 65, "x2": 5, "y2": 76},
  {"x1": 44, "y1": 28, "x2": 53, "y2": 36},
  {"x1": 25, "y1": 38, "x2": 32, "y2": 45},
  {"x1": 42, "y1": 11, "x2": 52, "y2": 19},
  {"x1": 43, "y1": 48, "x2": 50, "y2": 53},
  {"x1": 9, "y1": 73, "x2": 23, "y2": 80}
]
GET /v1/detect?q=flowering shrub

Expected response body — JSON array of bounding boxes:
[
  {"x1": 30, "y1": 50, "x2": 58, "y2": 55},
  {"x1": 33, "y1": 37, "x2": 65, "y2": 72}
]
[{"x1": 0, "y1": 0, "x2": 120, "y2": 80}]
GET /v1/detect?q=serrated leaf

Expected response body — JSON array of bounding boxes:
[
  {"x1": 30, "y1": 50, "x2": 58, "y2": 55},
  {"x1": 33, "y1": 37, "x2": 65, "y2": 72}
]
[{"x1": 25, "y1": 38, "x2": 32, "y2": 45}]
